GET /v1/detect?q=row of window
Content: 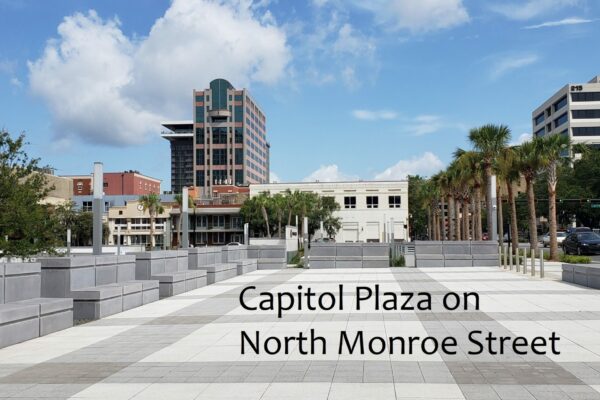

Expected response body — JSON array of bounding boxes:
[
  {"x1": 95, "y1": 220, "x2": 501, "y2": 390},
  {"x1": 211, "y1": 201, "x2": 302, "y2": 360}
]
[
  {"x1": 195, "y1": 169, "x2": 245, "y2": 186},
  {"x1": 195, "y1": 127, "x2": 244, "y2": 144},
  {"x1": 343, "y1": 196, "x2": 402, "y2": 209},
  {"x1": 572, "y1": 109, "x2": 600, "y2": 119},
  {"x1": 573, "y1": 127, "x2": 600, "y2": 136},
  {"x1": 572, "y1": 92, "x2": 600, "y2": 102}
]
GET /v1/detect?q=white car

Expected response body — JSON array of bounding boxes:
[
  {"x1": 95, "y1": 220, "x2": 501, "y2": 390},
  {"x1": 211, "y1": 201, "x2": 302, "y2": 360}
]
[{"x1": 541, "y1": 231, "x2": 567, "y2": 247}]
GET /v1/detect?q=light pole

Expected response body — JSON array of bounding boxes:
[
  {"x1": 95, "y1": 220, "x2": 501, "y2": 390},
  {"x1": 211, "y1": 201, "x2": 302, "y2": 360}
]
[
  {"x1": 181, "y1": 187, "x2": 189, "y2": 248},
  {"x1": 92, "y1": 162, "x2": 103, "y2": 255},
  {"x1": 489, "y1": 174, "x2": 498, "y2": 242}
]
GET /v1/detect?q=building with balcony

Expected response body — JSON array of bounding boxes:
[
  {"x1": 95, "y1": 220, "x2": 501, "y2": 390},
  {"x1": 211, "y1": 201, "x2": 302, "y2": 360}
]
[
  {"x1": 249, "y1": 181, "x2": 409, "y2": 243},
  {"x1": 532, "y1": 75, "x2": 600, "y2": 149},
  {"x1": 170, "y1": 184, "x2": 248, "y2": 246},
  {"x1": 161, "y1": 78, "x2": 270, "y2": 195}
]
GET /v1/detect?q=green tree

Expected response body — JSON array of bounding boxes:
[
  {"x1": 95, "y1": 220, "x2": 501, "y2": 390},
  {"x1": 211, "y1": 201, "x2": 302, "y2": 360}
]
[
  {"x1": 469, "y1": 124, "x2": 511, "y2": 239},
  {"x1": 515, "y1": 138, "x2": 544, "y2": 251},
  {"x1": 139, "y1": 193, "x2": 164, "y2": 248},
  {"x1": 0, "y1": 131, "x2": 58, "y2": 259},
  {"x1": 497, "y1": 146, "x2": 520, "y2": 254}
]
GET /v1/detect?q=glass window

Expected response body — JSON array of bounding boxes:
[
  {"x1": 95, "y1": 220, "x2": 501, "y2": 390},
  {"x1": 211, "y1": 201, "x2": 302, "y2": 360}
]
[
  {"x1": 553, "y1": 95, "x2": 567, "y2": 112},
  {"x1": 366, "y1": 196, "x2": 379, "y2": 209},
  {"x1": 196, "y1": 149, "x2": 204, "y2": 165},
  {"x1": 195, "y1": 171, "x2": 205, "y2": 187},
  {"x1": 213, "y1": 170, "x2": 227, "y2": 184},
  {"x1": 554, "y1": 113, "x2": 568, "y2": 128},
  {"x1": 212, "y1": 149, "x2": 227, "y2": 165},
  {"x1": 572, "y1": 109, "x2": 600, "y2": 119},
  {"x1": 235, "y1": 169, "x2": 244, "y2": 185},
  {"x1": 234, "y1": 95, "x2": 243, "y2": 101},
  {"x1": 195, "y1": 95, "x2": 204, "y2": 102},
  {"x1": 344, "y1": 196, "x2": 356, "y2": 209},
  {"x1": 234, "y1": 106, "x2": 243, "y2": 122},
  {"x1": 82, "y1": 201, "x2": 92, "y2": 212},
  {"x1": 235, "y1": 148, "x2": 243, "y2": 164},
  {"x1": 573, "y1": 127, "x2": 600, "y2": 136},
  {"x1": 389, "y1": 196, "x2": 402, "y2": 208},
  {"x1": 534, "y1": 113, "x2": 545, "y2": 126},
  {"x1": 195, "y1": 129, "x2": 204, "y2": 143},
  {"x1": 212, "y1": 127, "x2": 227, "y2": 144},
  {"x1": 534, "y1": 128, "x2": 545, "y2": 137},
  {"x1": 195, "y1": 106, "x2": 204, "y2": 123},
  {"x1": 572, "y1": 92, "x2": 600, "y2": 102}
]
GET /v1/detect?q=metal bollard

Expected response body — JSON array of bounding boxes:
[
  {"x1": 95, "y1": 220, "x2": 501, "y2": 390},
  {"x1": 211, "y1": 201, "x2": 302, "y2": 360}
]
[
  {"x1": 498, "y1": 247, "x2": 502, "y2": 269},
  {"x1": 531, "y1": 248, "x2": 536, "y2": 277},
  {"x1": 509, "y1": 247, "x2": 513, "y2": 271},
  {"x1": 515, "y1": 249, "x2": 520, "y2": 272},
  {"x1": 540, "y1": 249, "x2": 545, "y2": 278},
  {"x1": 523, "y1": 249, "x2": 528, "y2": 274}
]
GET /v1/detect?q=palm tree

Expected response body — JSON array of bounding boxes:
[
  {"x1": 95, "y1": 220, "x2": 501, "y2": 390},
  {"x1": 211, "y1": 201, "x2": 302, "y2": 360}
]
[
  {"x1": 174, "y1": 192, "x2": 194, "y2": 248},
  {"x1": 271, "y1": 193, "x2": 287, "y2": 238},
  {"x1": 139, "y1": 193, "x2": 164, "y2": 249},
  {"x1": 515, "y1": 138, "x2": 543, "y2": 251},
  {"x1": 538, "y1": 134, "x2": 570, "y2": 260},
  {"x1": 454, "y1": 149, "x2": 485, "y2": 240},
  {"x1": 469, "y1": 124, "x2": 511, "y2": 240},
  {"x1": 497, "y1": 146, "x2": 520, "y2": 254},
  {"x1": 255, "y1": 192, "x2": 272, "y2": 237}
]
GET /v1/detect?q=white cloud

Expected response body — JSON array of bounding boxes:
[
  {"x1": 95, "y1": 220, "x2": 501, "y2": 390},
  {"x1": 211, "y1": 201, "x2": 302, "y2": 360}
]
[
  {"x1": 357, "y1": 0, "x2": 470, "y2": 33},
  {"x1": 28, "y1": 0, "x2": 291, "y2": 146},
  {"x1": 352, "y1": 109, "x2": 398, "y2": 121},
  {"x1": 9, "y1": 77, "x2": 22, "y2": 87},
  {"x1": 270, "y1": 171, "x2": 281, "y2": 183},
  {"x1": 489, "y1": 54, "x2": 539, "y2": 79},
  {"x1": 511, "y1": 132, "x2": 532, "y2": 145},
  {"x1": 490, "y1": 0, "x2": 581, "y2": 20},
  {"x1": 408, "y1": 115, "x2": 445, "y2": 136},
  {"x1": 333, "y1": 23, "x2": 376, "y2": 57},
  {"x1": 303, "y1": 165, "x2": 359, "y2": 182},
  {"x1": 374, "y1": 152, "x2": 445, "y2": 180},
  {"x1": 524, "y1": 17, "x2": 593, "y2": 29}
]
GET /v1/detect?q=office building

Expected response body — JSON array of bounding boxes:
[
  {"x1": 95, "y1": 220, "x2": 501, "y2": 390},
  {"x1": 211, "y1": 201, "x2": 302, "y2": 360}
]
[
  {"x1": 532, "y1": 75, "x2": 600, "y2": 148},
  {"x1": 249, "y1": 181, "x2": 409, "y2": 243},
  {"x1": 162, "y1": 78, "x2": 270, "y2": 194},
  {"x1": 63, "y1": 171, "x2": 161, "y2": 196}
]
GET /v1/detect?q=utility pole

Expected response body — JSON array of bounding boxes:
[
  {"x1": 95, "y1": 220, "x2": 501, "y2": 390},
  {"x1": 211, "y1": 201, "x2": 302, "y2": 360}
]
[
  {"x1": 92, "y1": 162, "x2": 103, "y2": 255},
  {"x1": 181, "y1": 186, "x2": 189, "y2": 248}
]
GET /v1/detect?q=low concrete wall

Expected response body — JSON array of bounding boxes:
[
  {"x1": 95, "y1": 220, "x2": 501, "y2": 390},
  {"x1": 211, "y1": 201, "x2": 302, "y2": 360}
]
[
  {"x1": 414, "y1": 241, "x2": 498, "y2": 268},
  {"x1": 247, "y1": 245, "x2": 287, "y2": 269},
  {"x1": 309, "y1": 243, "x2": 389, "y2": 269},
  {"x1": 562, "y1": 264, "x2": 600, "y2": 288}
]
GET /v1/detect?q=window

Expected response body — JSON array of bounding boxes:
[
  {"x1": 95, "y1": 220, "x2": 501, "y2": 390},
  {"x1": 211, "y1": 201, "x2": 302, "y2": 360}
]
[
  {"x1": 573, "y1": 127, "x2": 600, "y2": 136},
  {"x1": 534, "y1": 128, "x2": 545, "y2": 137},
  {"x1": 534, "y1": 113, "x2": 545, "y2": 126},
  {"x1": 195, "y1": 95, "x2": 204, "y2": 102},
  {"x1": 212, "y1": 128, "x2": 227, "y2": 144},
  {"x1": 366, "y1": 196, "x2": 379, "y2": 209},
  {"x1": 212, "y1": 149, "x2": 227, "y2": 165},
  {"x1": 196, "y1": 171, "x2": 205, "y2": 187},
  {"x1": 572, "y1": 92, "x2": 600, "y2": 102},
  {"x1": 235, "y1": 148, "x2": 243, "y2": 164},
  {"x1": 196, "y1": 129, "x2": 204, "y2": 143},
  {"x1": 82, "y1": 201, "x2": 92, "y2": 212},
  {"x1": 235, "y1": 128, "x2": 243, "y2": 143},
  {"x1": 553, "y1": 95, "x2": 567, "y2": 112},
  {"x1": 572, "y1": 109, "x2": 600, "y2": 119},
  {"x1": 554, "y1": 113, "x2": 568, "y2": 128},
  {"x1": 213, "y1": 170, "x2": 227, "y2": 184},
  {"x1": 235, "y1": 169, "x2": 244, "y2": 185},
  {"x1": 344, "y1": 196, "x2": 356, "y2": 209},
  {"x1": 389, "y1": 196, "x2": 402, "y2": 208},
  {"x1": 195, "y1": 106, "x2": 204, "y2": 123},
  {"x1": 196, "y1": 149, "x2": 204, "y2": 165},
  {"x1": 234, "y1": 106, "x2": 243, "y2": 122}
]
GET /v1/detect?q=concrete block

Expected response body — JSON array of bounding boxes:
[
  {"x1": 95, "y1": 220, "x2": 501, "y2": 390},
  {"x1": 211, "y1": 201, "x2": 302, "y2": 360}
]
[
  {"x1": 336, "y1": 245, "x2": 362, "y2": 257},
  {"x1": 445, "y1": 259, "x2": 473, "y2": 267},
  {"x1": 362, "y1": 244, "x2": 389, "y2": 257},
  {"x1": 562, "y1": 264, "x2": 575, "y2": 283},
  {"x1": 416, "y1": 259, "x2": 444, "y2": 268},
  {"x1": 237, "y1": 260, "x2": 257, "y2": 275},
  {"x1": 0, "y1": 304, "x2": 39, "y2": 348},
  {"x1": 95, "y1": 264, "x2": 117, "y2": 286},
  {"x1": 335, "y1": 260, "x2": 363, "y2": 268},
  {"x1": 587, "y1": 266, "x2": 600, "y2": 289},
  {"x1": 472, "y1": 259, "x2": 499, "y2": 267},
  {"x1": 574, "y1": 265, "x2": 589, "y2": 286},
  {"x1": 257, "y1": 259, "x2": 287, "y2": 270},
  {"x1": 311, "y1": 245, "x2": 336, "y2": 257},
  {"x1": 443, "y1": 243, "x2": 471, "y2": 255},
  {"x1": 309, "y1": 259, "x2": 335, "y2": 269},
  {"x1": 4, "y1": 263, "x2": 41, "y2": 303},
  {"x1": 116, "y1": 262, "x2": 136, "y2": 282},
  {"x1": 14, "y1": 298, "x2": 74, "y2": 336},
  {"x1": 363, "y1": 259, "x2": 389, "y2": 268}
]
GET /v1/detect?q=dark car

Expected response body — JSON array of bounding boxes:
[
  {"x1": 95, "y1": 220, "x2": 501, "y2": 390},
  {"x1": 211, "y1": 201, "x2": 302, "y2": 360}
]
[
  {"x1": 562, "y1": 232, "x2": 600, "y2": 255},
  {"x1": 566, "y1": 226, "x2": 592, "y2": 234}
]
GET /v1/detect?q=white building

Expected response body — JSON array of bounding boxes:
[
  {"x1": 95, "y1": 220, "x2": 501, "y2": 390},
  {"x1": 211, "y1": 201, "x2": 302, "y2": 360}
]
[
  {"x1": 532, "y1": 75, "x2": 600, "y2": 148},
  {"x1": 249, "y1": 181, "x2": 409, "y2": 242}
]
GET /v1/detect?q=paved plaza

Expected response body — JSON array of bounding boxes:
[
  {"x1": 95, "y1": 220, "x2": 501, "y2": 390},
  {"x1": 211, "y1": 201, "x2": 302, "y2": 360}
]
[{"x1": 1, "y1": 267, "x2": 600, "y2": 399}]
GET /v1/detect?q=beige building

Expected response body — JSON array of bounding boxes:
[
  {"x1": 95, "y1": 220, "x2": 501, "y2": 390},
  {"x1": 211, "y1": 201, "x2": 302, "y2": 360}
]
[
  {"x1": 41, "y1": 173, "x2": 73, "y2": 205},
  {"x1": 107, "y1": 200, "x2": 172, "y2": 246},
  {"x1": 250, "y1": 181, "x2": 409, "y2": 243}
]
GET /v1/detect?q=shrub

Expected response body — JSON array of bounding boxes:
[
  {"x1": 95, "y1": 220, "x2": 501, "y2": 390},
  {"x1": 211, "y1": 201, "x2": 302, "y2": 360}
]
[
  {"x1": 560, "y1": 254, "x2": 592, "y2": 264},
  {"x1": 391, "y1": 255, "x2": 406, "y2": 267}
]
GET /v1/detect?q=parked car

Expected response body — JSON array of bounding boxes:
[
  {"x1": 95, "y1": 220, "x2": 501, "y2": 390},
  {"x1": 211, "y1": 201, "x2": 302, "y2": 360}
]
[
  {"x1": 541, "y1": 231, "x2": 567, "y2": 247},
  {"x1": 562, "y1": 232, "x2": 600, "y2": 255},
  {"x1": 482, "y1": 233, "x2": 489, "y2": 241},
  {"x1": 566, "y1": 226, "x2": 592, "y2": 234},
  {"x1": 226, "y1": 242, "x2": 242, "y2": 246}
]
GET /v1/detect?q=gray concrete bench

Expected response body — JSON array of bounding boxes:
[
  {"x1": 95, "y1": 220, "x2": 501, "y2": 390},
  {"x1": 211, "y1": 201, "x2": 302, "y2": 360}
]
[
  {"x1": 247, "y1": 245, "x2": 287, "y2": 269},
  {"x1": 40, "y1": 255, "x2": 158, "y2": 320},
  {"x1": 222, "y1": 245, "x2": 258, "y2": 275},
  {"x1": 133, "y1": 250, "x2": 205, "y2": 297},
  {"x1": 0, "y1": 262, "x2": 73, "y2": 348},
  {"x1": 309, "y1": 243, "x2": 390, "y2": 269},
  {"x1": 415, "y1": 241, "x2": 499, "y2": 267},
  {"x1": 562, "y1": 264, "x2": 600, "y2": 288},
  {"x1": 188, "y1": 247, "x2": 237, "y2": 284}
]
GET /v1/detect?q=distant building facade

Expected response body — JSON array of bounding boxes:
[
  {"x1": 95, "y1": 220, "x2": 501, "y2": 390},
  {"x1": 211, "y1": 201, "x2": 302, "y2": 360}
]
[
  {"x1": 250, "y1": 181, "x2": 409, "y2": 243},
  {"x1": 533, "y1": 75, "x2": 600, "y2": 149},
  {"x1": 63, "y1": 171, "x2": 161, "y2": 196},
  {"x1": 162, "y1": 78, "x2": 270, "y2": 195},
  {"x1": 107, "y1": 200, "x2": 171, "y2": 246}
]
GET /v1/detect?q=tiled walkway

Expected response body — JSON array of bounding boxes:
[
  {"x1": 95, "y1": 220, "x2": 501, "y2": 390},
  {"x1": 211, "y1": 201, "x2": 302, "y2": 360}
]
[{"x1": 1, "y1": 267, "x2": 600, "y2": 399}]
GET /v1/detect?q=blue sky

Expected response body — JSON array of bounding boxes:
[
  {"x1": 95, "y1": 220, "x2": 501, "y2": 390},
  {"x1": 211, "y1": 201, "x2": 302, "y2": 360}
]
[{"x1": 1, "y1": 0, "x2": 599, "y2": 189}]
